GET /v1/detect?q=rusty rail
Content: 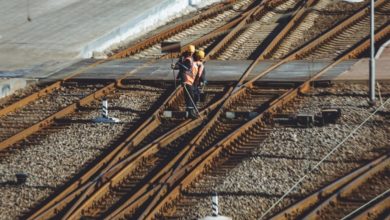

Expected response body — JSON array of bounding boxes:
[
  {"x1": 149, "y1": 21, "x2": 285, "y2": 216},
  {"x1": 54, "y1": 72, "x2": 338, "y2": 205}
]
[
  {"x1": 100, "y1": 1, "x2": 316, "y2": 217},
  {"x1": 28, "y1": 40, "x2": 234, "y2": 220},
  {"x1": 301, "y1": 156, "x2": 389, "y2": 220},
  {"x1": 258, "y1": 0, "x2": 317, "y2": 59},
  {"x1": 110, "y1": 0, "x2": 237, "y2": 59},
  {"x1": 105, "y1": 0, "x2": 318, "y2": 217},
  {"x1": 270, "y1": 155, "x2": 389, "y2": 219},
  {"x1": 128, "y1": 20, "x2": 390, "y2": 220},
  {"x1": 40, "y1": 2, "x2": 283, "y2": 216},
  {"x1": 351, "y1": 192, "x2": 390, "y2": 220},
  {"x1": 204, "y1": 0, "x2": 287, "y2": 60}
]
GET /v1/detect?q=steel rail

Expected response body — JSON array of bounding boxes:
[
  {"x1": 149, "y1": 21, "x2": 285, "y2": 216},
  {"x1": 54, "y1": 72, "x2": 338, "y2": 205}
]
[
  {"x1": 301, "y1": 156, "x2": 390, "y2": 219},
  {"x1": 26, "y1": 76, "x2": 178, "y2": 220},
  {"x1": 104, "y1": 0, "x2": 315, "y2": 217},
  {"x1": 133, "y1": 21, "x2": 390, "y2": 220},
  {"x1": 59, "y1": 1, "x2": 272, "y2": 215},
  {"x1": 27, "y1": 83, "x2": 227, "y2": 219},
  {"x1": 27, "y1": 6, "x2": 256, "y2": 215},
  {"x1": 104, "y1": 5, "x2": 390, "y2": 220},
  {"x1": 53, "y1": 8, "x2": 258, "y2": 214},
  {"x1": 107, "y1": 4, "x2": 389, "y2": 219},
  {"x1": 350, "y1": 191, "x2": 390, "y2": 220},
  {"x1": 58, "y1": 6, "x2": 265, "y2": 212},
  {"x1": 60, "y1": 93, "x2": 229, "y2": 220},
  {"x1": 0, "y1": 58, "x2": 160, "y2": 152},
  {"x1": 258, "y1": 0, "x2": 317, "y2": 59},
  {"x1": 100, "y1": 0, "x2": 330, "y2": 218},
  {"x1": 0, "y1": 0, "x2": 238, "y2": 118},
  {"x1": 106, "y1": 0, "x2": 322, "y2": 217},
  {"x1": 270, "y1": 155, "x2": 389, "y2": 220},
  {"x1": 204, "y1": 0, "x2": 287, "y2": 60},
  {"x1": 110, "y1": 0, "x2": 238, "y2": 59}
]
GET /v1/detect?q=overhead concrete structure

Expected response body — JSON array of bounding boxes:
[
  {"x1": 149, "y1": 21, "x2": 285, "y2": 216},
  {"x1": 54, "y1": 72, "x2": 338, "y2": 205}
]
[
  {"x1": 0, "y1": 0, "x2": 222, "y2": 78},
  {"x1": 60, "y1": 59, "x2": 390, "y2": 82}
]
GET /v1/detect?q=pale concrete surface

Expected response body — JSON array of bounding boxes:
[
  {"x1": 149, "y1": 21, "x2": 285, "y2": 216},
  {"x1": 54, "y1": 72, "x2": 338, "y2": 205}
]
[
  {"x1": 0, "y1": 0, "x2": 222, "y2": 78},
  {"x1": 335, "y1": 44, "x2": 390, "y2": 81},
  {"x1": 61, "y1": 59, "x2": 358, "y2": 82},
  {"x1": 0, "y1": 78, "x2": 28, "y2": 98}
]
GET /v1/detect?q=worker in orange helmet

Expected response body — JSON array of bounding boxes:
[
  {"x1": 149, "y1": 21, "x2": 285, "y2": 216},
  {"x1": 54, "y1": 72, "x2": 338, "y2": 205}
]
[
  {"x1": 171, "y1": 45, "x2": 198, "y2": 118},
  {"x1": 193, "y1": 50, "x2": 207, "y2": 106}
]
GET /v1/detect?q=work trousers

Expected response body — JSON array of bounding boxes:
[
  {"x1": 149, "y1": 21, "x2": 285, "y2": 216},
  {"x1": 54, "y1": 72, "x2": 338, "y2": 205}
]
[
  {"x1": 183, "y1": 84, "x2": 195, "y2": 110},
  {"x1": 193, "y1": 85, "x2": 201, "y2": 105}
]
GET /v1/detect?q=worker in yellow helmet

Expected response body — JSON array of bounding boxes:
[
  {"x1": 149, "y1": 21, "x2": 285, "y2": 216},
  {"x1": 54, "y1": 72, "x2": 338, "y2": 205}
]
[
  {"x1": 171, "y1": 45, "x2": 196, "y2": 84},
  {"x1": 193, "y1": 50, "x2": 207, "y2": 106},
  {"x1": 171, "y1": 45, "x2": 198, "y2": 118}
]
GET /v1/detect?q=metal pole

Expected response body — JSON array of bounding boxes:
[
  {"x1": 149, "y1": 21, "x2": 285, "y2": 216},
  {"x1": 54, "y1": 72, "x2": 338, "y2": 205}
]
[
  {"x1": 369, "y1": 0, "x2": 376, "y2": 103},
  {"x1": 212, "y1": 192, "x2": 219, "y2": 217},
  {"x1": 102, "y1": 99, "x2": 108, "y2": 118},
  {"x1": 172, "y1": 53, "x2": 176, "y2": 88}
]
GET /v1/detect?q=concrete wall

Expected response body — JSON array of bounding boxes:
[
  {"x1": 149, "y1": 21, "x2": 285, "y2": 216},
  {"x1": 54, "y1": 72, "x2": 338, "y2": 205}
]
[
  {"x1": 82, "y1": 0, "x2": 223, "y2": 58},
  {"x1": 0, "y1": 79, "x2": 27, "y2": 99}
]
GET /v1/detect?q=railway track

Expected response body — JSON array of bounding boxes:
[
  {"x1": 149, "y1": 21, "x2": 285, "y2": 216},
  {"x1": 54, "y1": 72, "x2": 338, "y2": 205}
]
[
  {"x1": 1, "y1": 0, "x2": 389, "y2": 219},
  {"x1": 127, "y1": 0, "x2": 255, "y2": 59},
  {"x1": 216, "y1": 0, "x2": 299, "y2": 60},
  {"x1": 0, "y1": 83, "x2": 104, "y2": 142},
  {"x1": 73, "y1": 84, "x2": 294, "y2": 220},
  {"x1": 303, "y1": 1, "x2": 390, "y2": 60},
  {"x1": 24, "y1": 0, "x2": 390, "y2": 219},
  {"x1": 271, "y1": 154, "x2": 390, "y2": 220},
  {"x1": 107, "y1": 6, "x2": 390, "y2": 219},
  {"x1": 269, "y1": 0, "x2": 369, "y2": 59}
]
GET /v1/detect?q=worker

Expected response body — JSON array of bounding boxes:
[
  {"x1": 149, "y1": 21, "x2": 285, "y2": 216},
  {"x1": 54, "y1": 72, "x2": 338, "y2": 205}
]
[
  {"x1": 171, "y1": 45, "x2": 198, "y2": 118},
  {"x1": 193, "y1": 50, "x2": 207, "y2": 106},
  {"x1": 171, "y1": 45, "x2": 196, "y2": 84}
]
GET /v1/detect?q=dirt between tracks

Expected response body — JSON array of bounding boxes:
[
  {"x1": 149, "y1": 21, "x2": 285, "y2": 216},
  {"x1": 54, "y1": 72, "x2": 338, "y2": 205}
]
[{"x1": 172, "y1": 82, "x2": 390, "y2": 220}]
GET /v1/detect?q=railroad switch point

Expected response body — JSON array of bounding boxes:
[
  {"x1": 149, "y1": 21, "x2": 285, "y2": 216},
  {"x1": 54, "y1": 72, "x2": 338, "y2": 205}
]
[
  {"x1": 225, "y1": 111, "x2": 258, "y2": 119},
  {"x1": 15, "y1": 173, "x2": 28, "y2": 185},
  {"x1": 296, "y1": 113, "x2": 315, "y2": 128}
]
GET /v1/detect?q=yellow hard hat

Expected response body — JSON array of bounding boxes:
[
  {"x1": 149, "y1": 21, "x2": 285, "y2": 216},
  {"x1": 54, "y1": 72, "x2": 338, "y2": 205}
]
[
  {"x1": 187, "y1": 45, "x2": 196, "y2": 53},
  {"x1": 195, "y1": 50, "x2": 205, "y2": 59}
]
